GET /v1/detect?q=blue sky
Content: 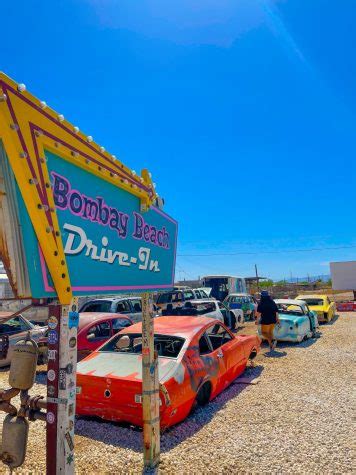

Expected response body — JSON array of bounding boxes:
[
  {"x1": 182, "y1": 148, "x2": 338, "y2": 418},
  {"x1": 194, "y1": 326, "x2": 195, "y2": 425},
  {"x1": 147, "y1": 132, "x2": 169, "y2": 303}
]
[{"x1": 1, "y1": 0, "x2": 355, "y2": 280}]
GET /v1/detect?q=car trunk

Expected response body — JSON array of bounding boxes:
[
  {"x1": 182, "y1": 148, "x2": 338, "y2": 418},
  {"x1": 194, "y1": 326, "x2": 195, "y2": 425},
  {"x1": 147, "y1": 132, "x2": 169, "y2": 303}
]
[{"x1": 76, "y1": 352, "x2": 179, "y2": 425}]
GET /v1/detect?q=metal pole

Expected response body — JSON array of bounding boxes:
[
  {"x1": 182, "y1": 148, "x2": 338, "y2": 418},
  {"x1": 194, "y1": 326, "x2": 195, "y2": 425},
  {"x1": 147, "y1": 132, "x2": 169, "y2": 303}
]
[
  {"x1": 141, "y1": 292, "x2": 160, "y2": 469},
  {"x1": 255, "y1": 264, "x2": 260, "y2": 293},
  {"x1": 46, "y1": 298, "x2": 78, "y2": 474}
]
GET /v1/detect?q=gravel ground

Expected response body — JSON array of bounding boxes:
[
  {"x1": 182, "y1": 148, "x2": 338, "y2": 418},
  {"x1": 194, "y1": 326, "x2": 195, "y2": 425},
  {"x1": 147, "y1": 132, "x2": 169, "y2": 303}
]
[{"x1": 0, "y1": 312, "x2": 354, "y2": 474}]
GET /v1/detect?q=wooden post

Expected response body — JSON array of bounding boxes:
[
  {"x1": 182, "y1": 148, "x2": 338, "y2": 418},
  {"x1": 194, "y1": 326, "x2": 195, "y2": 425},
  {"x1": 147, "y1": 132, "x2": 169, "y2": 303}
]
[
  {"x1": 141, "y1": 292, "x2": 160, "y2": 470},
  {"x1": 46, "y1": 298, "x2": 78, "y2": 474}
]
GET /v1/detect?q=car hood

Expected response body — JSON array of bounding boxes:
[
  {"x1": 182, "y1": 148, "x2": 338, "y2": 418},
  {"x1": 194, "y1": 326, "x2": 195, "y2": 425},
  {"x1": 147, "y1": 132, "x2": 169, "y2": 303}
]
[{"x1": 77, "y1": 352, "x2": 183, "y2": 384}]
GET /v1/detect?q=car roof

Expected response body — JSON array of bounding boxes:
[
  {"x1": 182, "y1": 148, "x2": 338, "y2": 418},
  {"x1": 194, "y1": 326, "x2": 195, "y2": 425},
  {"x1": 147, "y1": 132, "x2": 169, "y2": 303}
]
[
  {"x1": 122, "y1": 316, "x2": 219, "y2": 338},
  {"x1": 228, "y1": 293, "x2": 249, "y2": 296},
  {"x1": 78, "y1": 312, "x2": 129, "y2": 331},
  {"x1": 83, "y1": 296, "x2": 139, "y2": 303},
  {"x1": 275, "y1": 299, "x2": 306, "y2": 306},
  {"x1": 296, "y1": 294, "x2": 326, "y2": 299},
  {"x1": 185, "y1": 299, "x2": 215, "y2": 303}
]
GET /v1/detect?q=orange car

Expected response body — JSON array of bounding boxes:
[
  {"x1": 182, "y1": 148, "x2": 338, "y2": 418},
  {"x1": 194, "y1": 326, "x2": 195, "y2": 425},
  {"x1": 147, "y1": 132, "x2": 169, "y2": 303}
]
[{"x1": 76, "y1": 316, "x2": 260, "y2": 429}]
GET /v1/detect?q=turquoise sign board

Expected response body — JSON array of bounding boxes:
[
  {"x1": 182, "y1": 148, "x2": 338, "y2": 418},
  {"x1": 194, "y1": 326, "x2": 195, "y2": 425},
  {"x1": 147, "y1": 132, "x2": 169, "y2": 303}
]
[{"x1": 17, "y1": 150, "x2": 178, "y2": 297}]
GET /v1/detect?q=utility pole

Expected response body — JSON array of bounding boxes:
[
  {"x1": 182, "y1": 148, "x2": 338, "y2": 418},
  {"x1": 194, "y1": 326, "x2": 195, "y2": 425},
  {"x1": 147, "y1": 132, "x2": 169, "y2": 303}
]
[{"x1": 255, "y1": 264, "x2": 260, "y2": 293}]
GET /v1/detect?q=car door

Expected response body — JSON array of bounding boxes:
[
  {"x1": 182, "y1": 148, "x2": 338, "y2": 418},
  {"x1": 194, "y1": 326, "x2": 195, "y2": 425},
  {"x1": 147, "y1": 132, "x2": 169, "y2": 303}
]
[
  {"x1": 115, "y1": 299, "x2": 132, "y2": 317},
  {"x1": 205, "y1": 323, "x2": 242, "y2": 393},
  {"x1": 128, "y1": 299, "x2": 142, "y2": 323}
]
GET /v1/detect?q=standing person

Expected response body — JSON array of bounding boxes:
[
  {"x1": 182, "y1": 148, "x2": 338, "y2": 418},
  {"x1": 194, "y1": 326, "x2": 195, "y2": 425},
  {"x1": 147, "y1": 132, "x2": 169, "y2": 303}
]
[{"x1": 256, "y1": 290, "x2": 280, "y2": 351}]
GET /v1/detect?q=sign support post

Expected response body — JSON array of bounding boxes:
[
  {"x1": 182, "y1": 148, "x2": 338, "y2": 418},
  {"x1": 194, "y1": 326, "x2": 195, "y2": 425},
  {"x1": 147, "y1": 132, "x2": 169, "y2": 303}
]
[
  {"x1": 46, "y1": 299, "x2": 78, "y2": 474},
  {"x1": 141, "y1": 292, "x2": 160, "y2": 469}
]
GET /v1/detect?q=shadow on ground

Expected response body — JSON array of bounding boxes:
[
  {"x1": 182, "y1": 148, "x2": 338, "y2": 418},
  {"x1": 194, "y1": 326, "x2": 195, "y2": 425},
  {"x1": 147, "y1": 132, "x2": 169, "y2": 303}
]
[
  {"x1": 323, "y1": 315, "x2": 339, "y2": 326},
  {"x1": 74, "y1": 365, "x2": 264, "y2": 453}
]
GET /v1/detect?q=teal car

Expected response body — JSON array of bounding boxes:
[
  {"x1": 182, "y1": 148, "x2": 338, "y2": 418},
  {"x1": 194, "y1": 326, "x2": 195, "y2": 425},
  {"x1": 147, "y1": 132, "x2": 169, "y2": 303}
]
[
  {"x1": 224, "y1": 293, "x2": 257, "y2": 321},
  {"x1": 258, "y1": 299, "x2": 319, "y2": 343}
]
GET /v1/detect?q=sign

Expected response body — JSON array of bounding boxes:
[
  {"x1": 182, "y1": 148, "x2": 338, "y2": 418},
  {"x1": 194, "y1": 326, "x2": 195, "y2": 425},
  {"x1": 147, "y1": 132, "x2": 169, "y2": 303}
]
[
  {"x1": 330, "y1": 261, "x2": 356, "y2": 291},
  {"x1": 0, "y1": 72, "x2": 177, "y2": 303}
]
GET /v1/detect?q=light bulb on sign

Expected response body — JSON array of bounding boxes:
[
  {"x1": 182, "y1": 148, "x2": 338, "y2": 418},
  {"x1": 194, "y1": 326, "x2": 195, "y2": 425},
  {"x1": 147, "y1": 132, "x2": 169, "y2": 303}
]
[
  {"x1": 58, "y1": 114, "x2": 64, "y2": 122},
  {"x1": 73, "y1": 126, "x2": 79, "y2": 134},
  {"x1": 87, "y1": 136, "x2": 93, "y2": 143},
  {"x1": 112, "y1": 155, "x2": 117, "y2": 161},
  {"x1": 100, "y1": 146, "x2": 105, "y2": 152},
  {"x1": 39, "y1": 101, "x2": 47, "y2": 109},
  {"x1": 17, "y1": 83, "x2": 26, "y2": 92}
]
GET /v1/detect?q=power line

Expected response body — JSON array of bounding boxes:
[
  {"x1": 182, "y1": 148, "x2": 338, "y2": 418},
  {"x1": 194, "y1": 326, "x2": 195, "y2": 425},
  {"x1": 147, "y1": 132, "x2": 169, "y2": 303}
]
[{"x1": 177, "y1": 244, "x2": 356, "y2": 257}]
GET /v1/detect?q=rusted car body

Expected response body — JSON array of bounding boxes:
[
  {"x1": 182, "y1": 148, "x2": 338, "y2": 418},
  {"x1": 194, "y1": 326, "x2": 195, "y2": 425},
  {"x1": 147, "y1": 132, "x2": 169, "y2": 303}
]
[{"x1": 76, "y1": 316, "x2": 260, "y2": 428}]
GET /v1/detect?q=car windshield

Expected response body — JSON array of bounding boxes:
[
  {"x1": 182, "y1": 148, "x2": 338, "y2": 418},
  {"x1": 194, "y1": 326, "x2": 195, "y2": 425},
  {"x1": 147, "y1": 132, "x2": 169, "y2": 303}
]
[
  {"x1": 157, "y1": 293, "x2": 172, "y2": 304},
  {"x1": 229, "y1": 296, "x2": 243, "y2": 303},
  {"x1": 100, "y1": 333, "x2": 185, "y2": 358},
  {"x1": 301, "y1": 298, "x2": 324, "y2": 306},
  {"x1": 277, "y1": 304, "x2": 305, "y2": 316}
]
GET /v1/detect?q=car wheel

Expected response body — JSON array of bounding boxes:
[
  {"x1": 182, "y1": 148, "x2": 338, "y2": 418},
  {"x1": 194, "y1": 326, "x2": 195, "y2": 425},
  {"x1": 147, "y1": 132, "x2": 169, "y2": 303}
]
[
  {"x1": 196, "y1": 382, "x2": 212, "y2": 406},
  {"x1": 230, "y1": 312, "x2": 236, "y2": 330}
]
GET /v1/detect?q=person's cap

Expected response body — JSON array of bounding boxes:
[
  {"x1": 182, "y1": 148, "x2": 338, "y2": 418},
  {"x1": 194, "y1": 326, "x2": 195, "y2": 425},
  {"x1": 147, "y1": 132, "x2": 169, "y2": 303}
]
[{"x1": 261, "y1": 290, "x2": 269, "y2": 297}]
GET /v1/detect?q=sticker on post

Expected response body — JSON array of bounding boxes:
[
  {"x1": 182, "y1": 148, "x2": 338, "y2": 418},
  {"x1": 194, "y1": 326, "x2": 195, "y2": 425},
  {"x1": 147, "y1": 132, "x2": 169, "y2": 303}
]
[
  {"x1": 48, "y1": 349, "x2": 57, "y2": 361},
  {"x1": 68, "y1": 311, "x2": 79, "y2": 329},
  {"x1": 65, "y1": 431, "x2": 74, "y2": 451},
  {"x1": 48, "y1": 330, "x2": 58, "y2": 345},
  {"x1": 47, "y1": 369, "x2": 56, "y2": 382},
  {"x1": 48, "y1": 316, "x2": 58, "y2": 330},
  {"x1": 69, "y1": 337, "x2": 77, "y2": 348},
  {"x1": 59, "y1": 369, "x2": 67, "y2": 390},
  {"x1": 47, "y1": 412, "x2": 55, "y2": 424},
  {"x1": 48, "y1": 385, "x2": 55, "y2": 396}
]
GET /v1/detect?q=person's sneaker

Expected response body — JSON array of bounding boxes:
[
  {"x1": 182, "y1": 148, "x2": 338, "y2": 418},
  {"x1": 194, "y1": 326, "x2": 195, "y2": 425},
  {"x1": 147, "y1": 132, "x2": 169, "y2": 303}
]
[{"x1": 271, "y1": 340, "x2": 277, "y2": 351}]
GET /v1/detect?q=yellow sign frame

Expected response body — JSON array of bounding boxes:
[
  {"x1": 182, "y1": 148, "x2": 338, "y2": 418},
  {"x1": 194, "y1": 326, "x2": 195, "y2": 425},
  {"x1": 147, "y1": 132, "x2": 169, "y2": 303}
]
[{"x1": 0, "y1": 72, "x2": 157, "y2": 304}]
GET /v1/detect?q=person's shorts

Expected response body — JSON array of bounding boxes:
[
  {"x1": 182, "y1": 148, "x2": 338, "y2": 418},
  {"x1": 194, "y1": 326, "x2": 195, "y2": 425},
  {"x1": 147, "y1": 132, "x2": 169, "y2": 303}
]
[{"x1": 261, "y1": 324, "x2": 275, "y2": 339}]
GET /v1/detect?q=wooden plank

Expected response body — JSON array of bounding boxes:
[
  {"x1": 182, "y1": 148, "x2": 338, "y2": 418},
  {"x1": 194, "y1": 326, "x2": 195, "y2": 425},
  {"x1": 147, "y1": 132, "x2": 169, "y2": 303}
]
[{"x1": 141, "y1": 292, "x2": 160, "y2": 469}]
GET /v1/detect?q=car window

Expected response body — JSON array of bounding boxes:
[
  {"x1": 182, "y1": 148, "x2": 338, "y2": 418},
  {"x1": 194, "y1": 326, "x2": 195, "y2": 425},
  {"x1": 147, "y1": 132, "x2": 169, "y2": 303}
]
[
  {"x1": 157, "y1": 293, "x2": 172, "y2": 304},
  {"x1": 100, "y1": 332, "x2": 185, "y2": 358},
  {"x1": 116, "y1": 300, "x2": 131, "y2": 313},
  {"x1": 112, "y1": 318, "x2": 132, "y2": 334},
  {"x1": 184, "y1": 290, "x2": 195, "y2": 300},
  {"x1": 130, "y1": 299, "x2": 142, "y2": 313},
  {"x1": 200, "y1": 290, "x2": 209, "y2": 298},
  {"x1": 199, "y1": 333, "x2": 212, "y2": 355},
  {"x1": 81, "y1": 301, "x2": 112, "y2": 313},
  {"x1": 206, "y1": 324, "x2": 232, "y2": 350},
  {"x1": 194, "y1": 290, "x2": 201, "y2": 299},
  {"x1": 0, "y1": 316, "x2": 32, "y2": 335},
  {"x1": 86, "y1": 321, "x2": 111, "y2": 341},
  {"x1": 172, "y1": 292, "x2": 183, "y2": 302}
]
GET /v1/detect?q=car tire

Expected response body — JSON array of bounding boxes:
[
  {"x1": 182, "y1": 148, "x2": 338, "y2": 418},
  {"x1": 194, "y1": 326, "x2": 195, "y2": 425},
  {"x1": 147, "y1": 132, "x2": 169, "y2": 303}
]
[
  {"x1": 196, "y1": 382, "x2": 212, "y2": 406},
  {"x1": 230, "y1": 312, "x2": 236, "y2": 330}
]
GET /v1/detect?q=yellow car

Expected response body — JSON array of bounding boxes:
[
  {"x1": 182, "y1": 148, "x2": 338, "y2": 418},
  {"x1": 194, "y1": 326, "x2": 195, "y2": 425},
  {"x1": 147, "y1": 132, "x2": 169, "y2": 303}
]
[{"x1": 296, "y1": 295, "x2": 336, "y2": 322}]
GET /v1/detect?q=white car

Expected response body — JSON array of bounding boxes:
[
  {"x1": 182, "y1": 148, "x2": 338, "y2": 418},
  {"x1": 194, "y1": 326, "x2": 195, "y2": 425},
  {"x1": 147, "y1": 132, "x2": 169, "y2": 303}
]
[
  {"x1": 162, "y1": 299, "x2": 244, "y2": 330},
  {"x1": 0, "y1": 312, "x2": 47, "y2": 367},
  {"x1": 156, "y1": 288, "x2": 210, "y2": 312}
]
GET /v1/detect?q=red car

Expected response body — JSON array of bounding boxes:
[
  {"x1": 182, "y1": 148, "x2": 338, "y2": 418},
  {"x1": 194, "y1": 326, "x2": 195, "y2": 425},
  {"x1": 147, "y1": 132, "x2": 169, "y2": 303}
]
[
  {"x1": 76, "y1": 316, "x2": 260, "y2": 428},
  {"x1": 77, "y1": 313, "x2": 133, "y2": 361}
]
